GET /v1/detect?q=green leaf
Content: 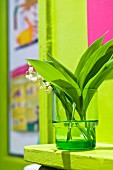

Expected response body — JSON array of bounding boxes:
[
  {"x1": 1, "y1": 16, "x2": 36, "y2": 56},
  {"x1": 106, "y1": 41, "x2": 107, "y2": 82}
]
[
  {"x1": 44, "y1": 59, "x2": 55, "y2": 67},
  {"x1": 83, "y1": 59, "x2": 113, "y2": 114},
  {"x1": 43, "y1": 50, "x2": 81, "y2": 96},
  {"x1": 74, "y1": 35, "x2": 104, "y2": 78},
  {"x1": 86, "y1": 59, "x2": 113, "y2": 90},
  {"x1": 53, "y1": 87, "x2": 73, "y2": 120},
  {"x1": 26, "y1": 59, "x2": 67, "y2": 82},
  {"x1": 52, "y1": 79, "x2": 82, "y2": 117},
  {"x1": 83, "y1": 49, "x2": 113, "y2": 88},
  {"x1": 78, "y1": 39, "x2": 113, "y2": 89}
]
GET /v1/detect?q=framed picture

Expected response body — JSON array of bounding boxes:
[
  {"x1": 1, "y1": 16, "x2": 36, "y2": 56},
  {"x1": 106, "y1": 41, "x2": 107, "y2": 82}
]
[{"x1": 8, "y1": 0, "x2": 39, "y2": 156}]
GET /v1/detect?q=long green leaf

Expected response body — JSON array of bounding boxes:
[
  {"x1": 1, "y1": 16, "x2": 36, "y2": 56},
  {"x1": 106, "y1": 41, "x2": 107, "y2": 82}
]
[
  {"x1": 83, "y1": 49, "x2": 113, "y2": 88},
  {"x1": 52, "y1": 79, "x2": 82, "y2": 117},
  {"x1": 78, "y1": 39, "x2": 113, "y2": 89},
  {"x1": 83, "y1": 59, "x2": 113, "y2": 114},
  {"x1": 44, "y1": 59, "x2": 55, "y2": 67},
  {"x1": 26, "y1": 59, "x2": 67, "y2": 82},
  {"x1": 74, "y1": 35, "x2": 104, "y2": 78},
  {"x1": 53, "y1": 87, "x2": 73, "y2": 120},
  {"x1": 86, "y1": 59, "x2": 113, "y2": 89},
  {"x1": 43, "y1": 50, "x2": 81, "y2": 96}
]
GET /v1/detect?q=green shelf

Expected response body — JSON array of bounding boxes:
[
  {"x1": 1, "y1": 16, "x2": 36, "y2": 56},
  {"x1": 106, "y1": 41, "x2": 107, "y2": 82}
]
[{"x1": 24, "y1": 143, "x2": 113, "y2": 170}]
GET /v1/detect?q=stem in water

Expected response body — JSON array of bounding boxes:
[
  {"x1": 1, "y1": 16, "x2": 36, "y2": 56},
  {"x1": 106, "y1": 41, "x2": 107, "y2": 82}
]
[{"x1": 67, "y1": 102, "x2": 76, "y2": 141}]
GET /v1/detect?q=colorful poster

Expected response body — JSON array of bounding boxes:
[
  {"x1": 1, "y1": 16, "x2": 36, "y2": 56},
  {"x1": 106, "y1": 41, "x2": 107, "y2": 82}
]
[
  {"x1": 14, "y1": 0, "x2": 38, "y2": 49},
  {"x1": 8, "y1": 0, "x2": 39, "y2": 156}
]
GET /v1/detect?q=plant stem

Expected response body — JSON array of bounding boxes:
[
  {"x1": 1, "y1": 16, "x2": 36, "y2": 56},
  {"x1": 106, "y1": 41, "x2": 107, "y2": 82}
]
[
  {"x1": 66, "y1": 102, "x2": 95, "y2": 142},
  {"x1": 67, "y1": 103, "x2": 76, "y2": 141}
]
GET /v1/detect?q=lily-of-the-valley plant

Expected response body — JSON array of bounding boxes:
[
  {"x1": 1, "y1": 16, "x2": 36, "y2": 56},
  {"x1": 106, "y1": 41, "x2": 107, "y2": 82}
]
[{"x1": 26, "y1": 34, "x2": 113, "y2": 144}]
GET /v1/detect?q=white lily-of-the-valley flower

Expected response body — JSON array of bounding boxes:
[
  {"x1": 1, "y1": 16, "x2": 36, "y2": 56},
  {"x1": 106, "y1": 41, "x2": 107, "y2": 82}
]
[
  {"x1": 46, "y1": 85, "x2": 52, "y2": 94},
  {"x1": 28, "y1": 62, "x2": 31, "y2": 66},
  {"x1": 40, "y1": 81, "x2": 46, "y2": 89},
  {"x1": 25, "y1": 66, "x2": 38, "y2": 82},
  {"x1": 37, "y1": 74, "x2": 44, "y2": 80},
  {"x1": 25, "y1": 74, "x2": 33, "y2": 81},
  {"x1": 25, "y1": 64, "x2": 53, "y2": 94},
  {"x1": 28, "y1": 66, "x2": 33, "y2": 74}
]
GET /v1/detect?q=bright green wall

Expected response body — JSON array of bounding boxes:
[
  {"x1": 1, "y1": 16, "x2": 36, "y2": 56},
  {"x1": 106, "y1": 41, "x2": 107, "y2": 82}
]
[
  {"x1": 97, "y1": 80, "x2": 113, "y2": 143},
  {"x1": 54, "y1": 0, "x2": 88, "y2": 71}
]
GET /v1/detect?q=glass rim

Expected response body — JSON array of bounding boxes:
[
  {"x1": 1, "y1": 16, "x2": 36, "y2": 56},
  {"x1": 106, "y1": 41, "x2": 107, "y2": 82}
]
[{"x1": 52, "y1": 120, "x2": 98, "y2": 123}]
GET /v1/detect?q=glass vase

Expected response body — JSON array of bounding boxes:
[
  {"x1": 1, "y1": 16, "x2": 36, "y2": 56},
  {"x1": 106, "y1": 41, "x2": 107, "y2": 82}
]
[{"x1": 52, "y1": 89, "x2": 98, "y2": 150}]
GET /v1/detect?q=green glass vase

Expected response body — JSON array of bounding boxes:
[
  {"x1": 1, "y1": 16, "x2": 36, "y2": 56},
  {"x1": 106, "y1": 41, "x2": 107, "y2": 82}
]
[{"x1": 52, "y1": 89, "x2": 98, "y2": 150}]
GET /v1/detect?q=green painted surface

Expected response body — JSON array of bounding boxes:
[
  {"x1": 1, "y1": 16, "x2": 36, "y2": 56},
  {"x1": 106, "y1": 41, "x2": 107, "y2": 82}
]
[
  {"x1": 24, "y1": 143, "x2": 113, "y2": 170},
  {"x1": 39, "y1": 0, "x2": 55, "y2": 144},
  {"x1": 38, "y1": 0, "x2": 49, "y2": 144},
  {"x1": 0, "y1": 0, "x2": 28, "y2": 169},
  {"x1": 54, "y1": 0, "x2": 88, "y2": 71},
  {"x1": 97, "y1": 80, "x2": 113, "y2": 143}
]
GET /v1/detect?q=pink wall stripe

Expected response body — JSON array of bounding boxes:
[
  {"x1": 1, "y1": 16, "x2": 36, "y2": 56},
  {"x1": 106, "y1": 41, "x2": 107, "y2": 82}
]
[
  {"x1": 10, "y1": 64, "x2": 29, "y2": 78},
  {"x1": 87, "y1": 0, "x2": 113, "y2": 46}
]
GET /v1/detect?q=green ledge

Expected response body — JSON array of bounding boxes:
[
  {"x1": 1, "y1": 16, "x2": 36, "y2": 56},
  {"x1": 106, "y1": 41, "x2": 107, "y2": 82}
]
[{"x1": 24, "y1": 143, "x2": 113, "y2": 170}]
